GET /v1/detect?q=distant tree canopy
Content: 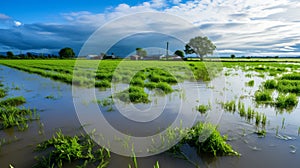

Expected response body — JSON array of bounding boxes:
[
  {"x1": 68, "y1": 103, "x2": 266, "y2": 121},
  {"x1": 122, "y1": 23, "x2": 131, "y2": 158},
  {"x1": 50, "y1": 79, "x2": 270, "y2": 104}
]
[
  {"x1": 7, "y1": 51, "x2": 14, "y2": 58},
  {"x1": 184, "y1": 36, "x2": 216, "y2": 61},
  {"x1": 59, "y1": 47, "x2": 75, "y2": 58},
  {"x1": 231, "y1": 54, "x2": 236, "y2": 59},
  {"x1": 174, "y1": 50, "x2": 184, "y2": 58},
  {"x1": 136, "y1": 48, "x2": 147, "y2": 57}
]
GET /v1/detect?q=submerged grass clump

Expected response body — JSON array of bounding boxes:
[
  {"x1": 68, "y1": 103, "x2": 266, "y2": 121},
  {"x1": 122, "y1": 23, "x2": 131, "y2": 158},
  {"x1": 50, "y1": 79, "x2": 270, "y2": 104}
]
[
  {"x1": 0, "y1": 106, "x2": 38, "y2": 130},
  {"x1": 277, "y1": 80, "x2": 300, "y2": 94},
  {"x1": 33, "y1": 131, "x2": 110, "y2": 168},
  {"x1": 155, "y1": 82, "x2": 173, "y2": 94},
  {"x1": 238, "y1": 101, "x2": 246, "y2": 117},
  {"x1": 275, "y1": 93, "x2": 298, "y2": 109},
  {"x1": 221, "y1": 100, "x2": 236, "y2": 112},
  {"x1": 183, "y1": 122, "x2": 239, "y2": 156},
  {"x1": 264, "y1": 80, "x2": 277, "y2": 90},
  {"x1": 281, "y1": 73, "x2": 300, "y2": 80},
  {"x1": 116, "y1": 86, "x2": 149, "y2": 103},
  {"x1": 197, "y1": 104, "x2": 211, "y2": 114},
  {"x1": 0, "y1": 88, "x2": 7, "y2": 98},
  {"x1": 0, "y1": 96, "x2": 26, "y2": 107},
  {"x1": 246, "y1": 80, "x2": 254, "y2": 87},
  {"x1": 255, "y1": 90, "x2": 273, "y2": 103}
]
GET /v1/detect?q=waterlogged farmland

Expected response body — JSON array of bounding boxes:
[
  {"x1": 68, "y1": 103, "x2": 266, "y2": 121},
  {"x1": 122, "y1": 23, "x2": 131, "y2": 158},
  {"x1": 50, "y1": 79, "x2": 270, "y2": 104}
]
[{"x1": 0, "y1": 60, "x2": 300, "y2": 167}]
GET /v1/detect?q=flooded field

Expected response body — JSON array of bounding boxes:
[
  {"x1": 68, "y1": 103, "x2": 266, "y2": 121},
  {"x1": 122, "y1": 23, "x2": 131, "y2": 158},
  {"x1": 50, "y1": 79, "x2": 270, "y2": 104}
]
[{"x1": 0, "y1": 60, "x2": 300, "y2": 168}]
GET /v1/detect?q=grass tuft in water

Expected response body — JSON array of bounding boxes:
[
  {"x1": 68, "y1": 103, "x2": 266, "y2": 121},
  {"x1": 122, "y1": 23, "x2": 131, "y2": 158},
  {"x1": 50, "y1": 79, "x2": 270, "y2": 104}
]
[
  {"x1": 116, "y1": 86, "x2": 150, "y2": 103},
  {"x1": 221, "y1": 100, "x2": 236, "y2": 112},
  {"x1": 254, "y1": 90, "x2": 273, "y2": 103},
  {"x1": 264, "y1": 80, "x2": 277, "y2": 90},
  {"x1": 0, "y1": 106, "x2": 38, "y2": 130},
  {"x1": 156, "y1": 82, "x2": 173, "y2": 94},
  {"x1": 0, "y1": 88, "x2": 7, "y2": 98},
  {"x1": 275, "y1": 93, "x2": 298, "y2": 109},
  {"x1": 0, "y1": 96, "x2": 26, "y2": 107},
  {"x1": 246, "y1": 80, "x2": 254, "y2": 87},
  {"x1": 33, "y1": 131, "x2": 110, "y2": 168},
  {"x1": 167, "y1": 122, "x2": 239, "y2": 158},
  {"x1": 183, "y1": 122, "x2": 239, "y2": 156},
  {"x1": 197, "y1": 104, "x2": 211, "y2": 114}
]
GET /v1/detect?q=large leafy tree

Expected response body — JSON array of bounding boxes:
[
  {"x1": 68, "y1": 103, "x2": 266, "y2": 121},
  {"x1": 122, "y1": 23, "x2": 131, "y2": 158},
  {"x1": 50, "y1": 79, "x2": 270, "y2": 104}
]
[
  {"x1": 184, "y1": 36, "x2": 216, "y2": 61},
  {"x1": 59, "y1": 47, "x2": 75, "y2": 59}
]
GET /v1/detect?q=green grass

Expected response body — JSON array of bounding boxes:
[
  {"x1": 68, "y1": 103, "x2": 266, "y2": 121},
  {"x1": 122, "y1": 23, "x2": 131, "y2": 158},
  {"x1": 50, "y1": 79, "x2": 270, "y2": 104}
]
[
  {"x1": 197, "y1": 104, "x2": 211, "y2": 114},
  {"x1": 254, "y1": 90, "x2": 273, "y2": 103},
  {"x1": 155, "y1": 82, "x2": 173, "y2": 94},
  {"x1": 221, "y1": 100, "x2": 236, "y2": 112},
  {"x1": 246, "y1": 80, "x2": 254, "y2": 87},
  {"x1": 0, "y1": 60, "x2": 220, "y2": 87},
  {"x1": 183, "y1": 122, "x2": 239, "y2": 156},
  {"x1": 238, "y1": 101, "x2": 246, "y2": 117},
  {"x1": 34, "y1": 131, "x2": 110, "y2": 168},
  {"x1": 263, "y1": 74, "x2": 300, "y2": 95},
  {"x1": 277, "y1": 80, "x2": 300, "y2": 94},
  {"x1": 115, "y1": 86, "x2": 150, "y2": 103},
  {"x1": 0, "y1": 106, "x2": 38, "y2": 130},
  {"x1": 0, "y1": 96, "x2": 26, "y2": 107},
  {"x1": 281, "y1": 73, "x2": 300, "y2": 80},
  {"x1": 275, "y1": 93, "x2": 298, "y2": 109},
  {"x1": 0, "y1": 88, "x2": 7, "y2": 98},
  {"x1": 264, "y1": 80, "x2": 277, "y2": 89},
  {"x1": 0, "y1": 60, "x2": 222, "y2": 104}
]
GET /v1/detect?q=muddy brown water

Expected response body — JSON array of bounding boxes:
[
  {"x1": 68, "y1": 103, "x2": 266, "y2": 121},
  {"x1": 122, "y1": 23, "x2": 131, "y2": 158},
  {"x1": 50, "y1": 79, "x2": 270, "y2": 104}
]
[{"x1": 0, "y1": 65, "x2": 299, "y2": 168}]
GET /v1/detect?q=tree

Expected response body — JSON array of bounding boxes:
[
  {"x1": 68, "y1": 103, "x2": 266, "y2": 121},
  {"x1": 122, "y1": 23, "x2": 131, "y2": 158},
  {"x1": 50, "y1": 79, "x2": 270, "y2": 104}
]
[
  {"x1": 26, "y1": 52, "x2": 32, "y2": 58},
  {"x1": 7, "y1": 51, "x2": 14, "y2": 59},
  {"x1": 59, "y1": 47, "x2": 75, "y2": 59},
  {"x1": 174, "y1": 50, "x2": 185, "y2": 58},
  {"x1": 136, "y1": 48, "x2": 147, "y2": 58},
  {"x1": 184, "y1": 44, "x2": 195, "y2": 55},
  {"x1": 185, "y1": 36, "x2": 216, "y2": 61},
  {"x1": 231, "y1": 54, "x2": 235, "y2": 59}
]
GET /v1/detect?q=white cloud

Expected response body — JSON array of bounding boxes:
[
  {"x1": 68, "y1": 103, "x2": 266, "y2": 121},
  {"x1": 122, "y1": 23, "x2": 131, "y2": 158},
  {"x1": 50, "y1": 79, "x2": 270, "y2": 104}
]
[
  {"x1": 59, "y1": 0, "x2": 300, "y2": 56},
  {"x1": 14, "y1": 21, "x2": 22, "y2": 27},
  {"x1": 151, "y1": 0, "x2": 167, "y2": 8}
]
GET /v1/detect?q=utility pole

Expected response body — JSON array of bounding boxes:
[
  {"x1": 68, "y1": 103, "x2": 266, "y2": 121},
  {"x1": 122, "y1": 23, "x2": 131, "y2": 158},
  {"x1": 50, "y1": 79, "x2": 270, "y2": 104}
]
[{"x1": 166, "y1": 41, "x2": 169, "y2": 60}]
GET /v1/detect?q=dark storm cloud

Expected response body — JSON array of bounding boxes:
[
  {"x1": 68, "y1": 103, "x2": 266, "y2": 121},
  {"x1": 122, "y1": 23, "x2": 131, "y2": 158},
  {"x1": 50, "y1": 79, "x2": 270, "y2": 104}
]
[{"x1": 0, "y1": 23, "x2": 96, "y2": 54}]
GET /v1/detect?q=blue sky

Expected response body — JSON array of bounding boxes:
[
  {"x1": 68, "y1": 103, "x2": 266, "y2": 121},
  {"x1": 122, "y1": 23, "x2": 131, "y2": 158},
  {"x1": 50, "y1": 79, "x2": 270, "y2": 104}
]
[{"x1": 0, "y1": 0, "x2": 300, "y2": 57}]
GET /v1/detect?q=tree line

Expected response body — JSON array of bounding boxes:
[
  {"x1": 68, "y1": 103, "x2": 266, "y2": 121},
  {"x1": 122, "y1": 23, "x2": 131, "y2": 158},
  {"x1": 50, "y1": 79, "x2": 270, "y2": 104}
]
[
  {"x1": 1, "y1": 36, "x2": 218, "y2": 61},
  {"x1": 0, "y1": 47, "x2": 75, "y2": 59}
]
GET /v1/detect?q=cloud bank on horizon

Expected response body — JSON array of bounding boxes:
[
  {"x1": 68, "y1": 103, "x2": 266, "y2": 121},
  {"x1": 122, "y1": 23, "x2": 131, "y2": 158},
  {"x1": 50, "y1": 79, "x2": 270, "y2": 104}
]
[{"x1": 0, "y1": 0, "x2": 300, "y2": 57}]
